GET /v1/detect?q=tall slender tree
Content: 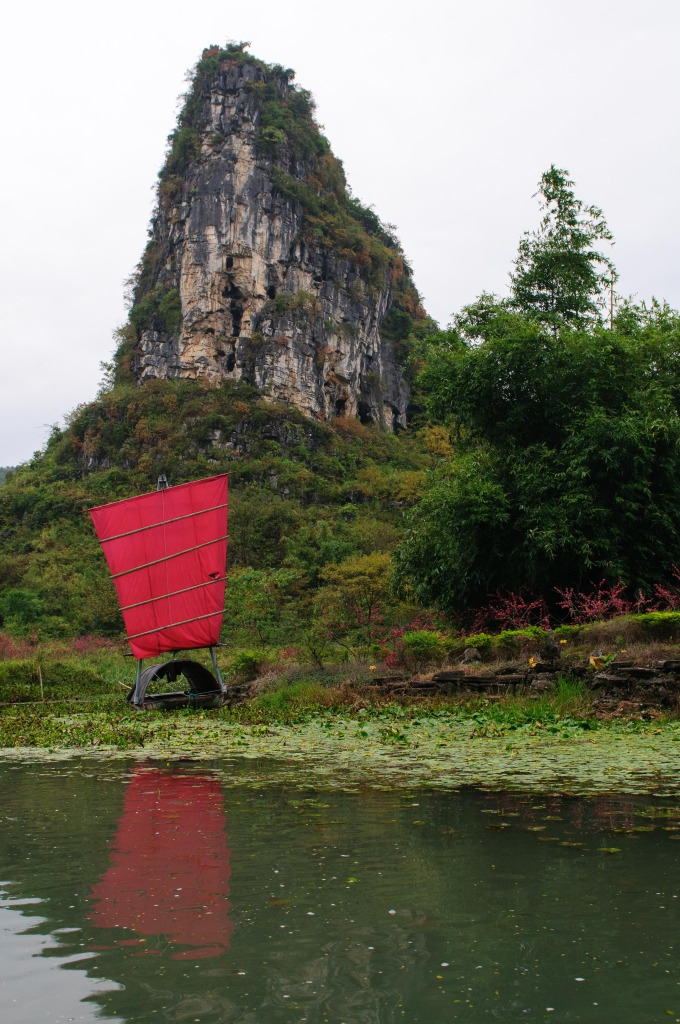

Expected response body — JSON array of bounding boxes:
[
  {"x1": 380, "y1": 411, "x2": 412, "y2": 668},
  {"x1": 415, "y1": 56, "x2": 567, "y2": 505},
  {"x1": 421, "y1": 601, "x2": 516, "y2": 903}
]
[{"x1": 510, "y1": 165, "x2": 617, "y2": 332}]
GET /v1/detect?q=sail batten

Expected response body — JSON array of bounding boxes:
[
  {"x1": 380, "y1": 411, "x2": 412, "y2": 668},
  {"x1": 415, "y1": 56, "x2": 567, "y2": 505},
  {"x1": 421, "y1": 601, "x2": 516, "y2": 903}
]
[
  {"x1": 120, "y1": 576, "x2": 227, "y2": 612},
  {"x1": 126, "y1": 610, "x2": 224, "y2": 642},
  {"x1": 98, "y1": 502, "x2": 229, "y2": 543},
  {"x1": 90, "y1": 474, "x2": 228, "y2": 659},
  {"x1": 110, "y1": 535, "x2": 229, "y2": 578}
]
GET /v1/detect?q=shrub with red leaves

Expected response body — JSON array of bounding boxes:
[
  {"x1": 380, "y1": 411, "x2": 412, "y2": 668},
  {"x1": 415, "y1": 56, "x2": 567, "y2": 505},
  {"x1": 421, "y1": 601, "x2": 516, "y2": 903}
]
[
  {"x1": 0, "y1": 632, "x2": 38, "y2": 660},
  {"x1": 280, "y1": 645, "x2": 301, "y2": 662},
  {"x1": 554, "y1": 580, "x2": 656, "y2": 623},
  {"x1": 653, "y1": 566, "x2": 680, "y2": 611},
  {"x1": 71, "y1": 635, "x2": 119, "y2": 655},
  {"x1": 470, "y1": 591, "x2": 550, "y2": 633}
]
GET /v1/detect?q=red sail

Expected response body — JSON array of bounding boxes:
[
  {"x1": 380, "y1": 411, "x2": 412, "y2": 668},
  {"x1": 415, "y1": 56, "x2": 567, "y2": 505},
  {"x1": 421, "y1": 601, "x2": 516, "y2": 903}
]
[{"x1": 90, "y1": 475, "x2": 228, "y2": 659}]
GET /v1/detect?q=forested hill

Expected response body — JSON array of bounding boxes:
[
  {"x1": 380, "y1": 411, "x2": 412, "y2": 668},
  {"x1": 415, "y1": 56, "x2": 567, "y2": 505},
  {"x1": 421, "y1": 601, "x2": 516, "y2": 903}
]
[
  {"x1": 1, "y1": 94, "x2": 679, "y2": 645},
  {"x1": 0, "y1": 381, "x2": 444, "y2": 637}
]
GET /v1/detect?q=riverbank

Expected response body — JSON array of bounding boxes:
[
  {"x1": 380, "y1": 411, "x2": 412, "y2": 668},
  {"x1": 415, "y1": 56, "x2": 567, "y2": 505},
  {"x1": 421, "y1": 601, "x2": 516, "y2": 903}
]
[
  {"x1": 2, "y1": 693, "x2": 680, "y2": 796},
  {"x1": 2, "y1": 621, "x2": 680, "y2": 795}
]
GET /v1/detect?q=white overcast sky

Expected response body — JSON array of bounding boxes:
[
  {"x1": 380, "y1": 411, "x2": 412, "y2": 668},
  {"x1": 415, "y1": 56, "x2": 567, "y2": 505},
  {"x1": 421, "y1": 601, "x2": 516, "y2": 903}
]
[{"x1": 1, "y1": 0, "x2": 678, "y2": 465}]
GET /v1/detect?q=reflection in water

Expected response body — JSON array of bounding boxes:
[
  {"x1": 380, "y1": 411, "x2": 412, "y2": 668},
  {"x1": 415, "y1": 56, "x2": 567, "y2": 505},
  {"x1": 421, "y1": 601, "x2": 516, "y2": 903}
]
[
  {"x1": 89, "y1": 767, "x2": 232, "y2": 959},
  {"x1": 1, "y1": 761, "x2": 680, "y2": 1023}
]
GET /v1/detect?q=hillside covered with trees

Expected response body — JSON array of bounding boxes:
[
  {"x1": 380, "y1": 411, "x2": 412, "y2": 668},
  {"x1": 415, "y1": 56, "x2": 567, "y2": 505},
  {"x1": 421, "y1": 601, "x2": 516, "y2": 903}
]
[{"x1": 1, "y1": 111, "x2": 679, "y2": 655}]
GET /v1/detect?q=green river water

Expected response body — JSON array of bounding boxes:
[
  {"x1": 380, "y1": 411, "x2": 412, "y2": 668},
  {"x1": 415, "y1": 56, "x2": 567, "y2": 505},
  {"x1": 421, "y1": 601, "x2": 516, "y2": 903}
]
[{"x1": 1, "y1": 758, "x2": 679, "y2": 1023}]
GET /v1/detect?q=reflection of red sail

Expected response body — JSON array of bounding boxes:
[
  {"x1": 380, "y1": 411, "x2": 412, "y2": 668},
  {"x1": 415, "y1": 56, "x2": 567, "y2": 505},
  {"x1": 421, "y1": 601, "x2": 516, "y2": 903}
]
[
  {"x1": 89, "y1": 768, "x2": 232, "y2": 958},
  {"x1": 89, "y1": 475, "x2": 228, "y2": 659}
]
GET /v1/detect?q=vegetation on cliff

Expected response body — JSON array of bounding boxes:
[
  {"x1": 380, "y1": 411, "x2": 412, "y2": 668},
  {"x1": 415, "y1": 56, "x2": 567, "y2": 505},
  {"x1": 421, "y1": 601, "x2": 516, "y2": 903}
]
[
  {"x1": 125, "y1": 41, "x2": 424, "y2": 379},
  {"x1": 0, "y1": 380, "x2": 442, "y2": 645}
]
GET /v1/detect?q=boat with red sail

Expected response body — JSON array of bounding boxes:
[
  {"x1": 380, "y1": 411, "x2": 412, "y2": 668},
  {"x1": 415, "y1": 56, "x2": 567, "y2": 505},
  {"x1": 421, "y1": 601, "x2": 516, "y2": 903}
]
[{"x1": 90, "y1": 474, "x2": 228, "y2": 709}]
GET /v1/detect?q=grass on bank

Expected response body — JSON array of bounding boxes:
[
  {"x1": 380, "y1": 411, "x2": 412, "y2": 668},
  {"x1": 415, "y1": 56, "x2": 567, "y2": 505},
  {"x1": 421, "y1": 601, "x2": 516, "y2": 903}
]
[
  {"x1": 0, "y1": 662, "x2": 665, "y2": 753},
  {"x1": 0, "y1": 607, "x2": 679, "y2": 751}
]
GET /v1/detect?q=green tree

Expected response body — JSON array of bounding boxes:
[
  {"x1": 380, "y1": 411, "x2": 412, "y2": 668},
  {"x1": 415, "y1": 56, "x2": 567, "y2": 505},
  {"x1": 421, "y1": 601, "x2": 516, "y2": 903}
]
[
  {"x1": 223, "y1": 567, "x2": 304, "y2": 645},
  {"x1": 395, "y1": 171, "x2": 680, "y2": 616},
  {"x1": 0, "y1": 587, "x2": 43, "y2": 627},
  {"x1": 228, "y1": 488, "x2": 297, "y2": 568},
  {"x1": 283, "y1": 519, "x2": 356, "y2": 584},
  {"x1": 395, "y1": 305, "x2": 680, "y2": 614},
  {"x1": 510, "y1": 165, "x2": 617, "y2": 332},
  {"x1": 318, "y1": 552, "x2": 392, "y2": 630}
]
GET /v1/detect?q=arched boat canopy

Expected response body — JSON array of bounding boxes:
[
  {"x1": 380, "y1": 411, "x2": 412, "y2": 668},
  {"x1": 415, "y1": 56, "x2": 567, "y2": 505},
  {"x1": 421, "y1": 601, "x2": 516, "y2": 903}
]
[
  {"x1": 129, "y1": 659, "x2": 223, "y2": 707},
  {"x1": 90, "y1": 475, "x2": 228, "y2": 659}
]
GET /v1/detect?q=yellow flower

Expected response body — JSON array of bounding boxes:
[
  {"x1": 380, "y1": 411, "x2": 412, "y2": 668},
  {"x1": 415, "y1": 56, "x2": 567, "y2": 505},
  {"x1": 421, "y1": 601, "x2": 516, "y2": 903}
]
[
  {"x1": 559, "y1": 639, "x2": 567, "y2": 645},
  {"x1": 528, "y1": 656, "x2": 537, "y2": 668},
  {"x1": 369, "y1": 665, "x2": 376, "y2": 670}
]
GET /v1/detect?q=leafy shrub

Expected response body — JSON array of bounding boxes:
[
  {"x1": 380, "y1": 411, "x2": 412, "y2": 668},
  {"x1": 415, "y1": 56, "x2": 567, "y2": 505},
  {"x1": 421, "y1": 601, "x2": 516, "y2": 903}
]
[
  {"x1": 0, "y1": 658, "x2": 106, "y2": 703},
  {"x1": 653, "y1": 566, "x2": 680, "y2": 611},
  {"x1": 41, "y1": 659, "x2": 106, "y2": 690},
  {"x1": 0, "y1": 632, "x2": 37, "y2": 660},
  {"x1": 400, "y1": 630, "x2": 449, "y2": 670},
  {"x1": 628, "y1": 611, "x2": 680, "y2": 641},
  {"x1": 0, "y1": 588, "x2": 43, "y2": 626},
  {"x1": 229, "y1": 650, "x2": 265, "y2": 681},
  {"x1": 296, "y1": 626, "x2": 346, "y2": 669},
  {"x1": 318, "y1": 552, "x2": 391, "y2": 634},
  {"x1": 70, "y1": 635, "x2": 119, "y2": 655},
  {"x1": 257, "y1": 125, "x2": 286, "y2": 154},
  {"x1": 494, "y1": 626, "x2": 548, "y2": 657},
  {"x1": 551, "y1": 624, "x2": 584, "y2": 641},
  {"x1": 452, "y1": 632, "x2": 494, "y2": 654},
  {"x1": 129, "y1": 286, "x2": 182, "y2": 336},
  {"x1": 0, "y1": 659, "x2": 40, "y2": 690},
  {"x1": 555, "y1": 580, "x2": 648, "y2": 623}
]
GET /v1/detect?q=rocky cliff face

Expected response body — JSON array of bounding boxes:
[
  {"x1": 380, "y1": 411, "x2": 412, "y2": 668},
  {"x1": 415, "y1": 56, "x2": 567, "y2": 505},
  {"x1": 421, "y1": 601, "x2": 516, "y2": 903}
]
[{"x1": 123, "y1": 45, "x2": 423, "y2": 430}]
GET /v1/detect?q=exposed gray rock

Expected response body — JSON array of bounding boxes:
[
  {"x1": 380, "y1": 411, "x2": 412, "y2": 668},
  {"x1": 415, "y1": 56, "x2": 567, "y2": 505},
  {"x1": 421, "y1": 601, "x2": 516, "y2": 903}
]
[
  {"x1": 129, "y1": 55, "x2": 418, "y2": 430},
  {"x1": 539, "y1": 637, "x2": 561, "y2": 663},
  {"x1": 530, "y1": 674, "x2": 556, "y2": 692}
]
